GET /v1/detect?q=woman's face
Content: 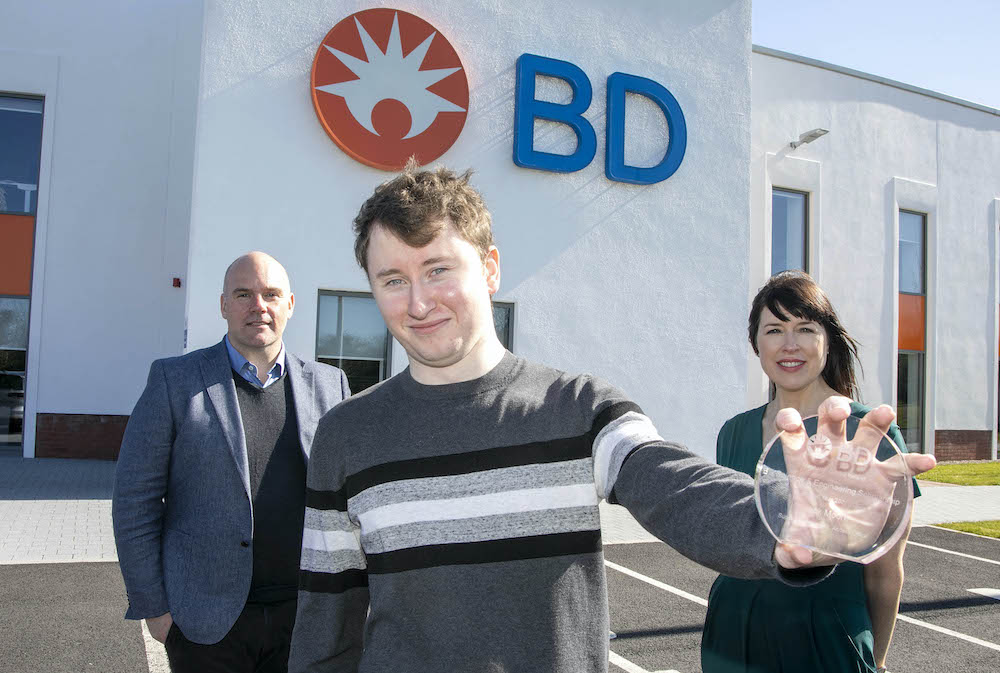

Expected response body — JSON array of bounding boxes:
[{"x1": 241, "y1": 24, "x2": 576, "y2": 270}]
[{"x1": 755, "y1": 305, "x2": 829, "y2": 394}]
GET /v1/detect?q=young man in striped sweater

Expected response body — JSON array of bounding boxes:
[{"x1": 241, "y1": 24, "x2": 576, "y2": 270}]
[{"x1": 287, "y1": 166, "x2": 933, "y2": 673}]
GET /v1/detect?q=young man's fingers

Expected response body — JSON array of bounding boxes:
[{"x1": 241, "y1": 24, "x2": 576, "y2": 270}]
[
  {"x1": 815, "y1": 396, "x2": 851, "y2": 444},
  {"x1": 852, "y1": 404, "x2": 895, "y2": 450},
  {"x1": 774, "y1": 542, "x2": 838, "y2": 569},
  {"x1": 903, "y1": 453, "x2": 937, "y2": 476},
  {"x1": 775, "y1": 408, "x2": 807, "y2": 453}
]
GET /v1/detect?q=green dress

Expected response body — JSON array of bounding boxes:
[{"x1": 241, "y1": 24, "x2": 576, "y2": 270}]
[{"x1": 700, "y1": 402, "x2": 919, "y2": 673}]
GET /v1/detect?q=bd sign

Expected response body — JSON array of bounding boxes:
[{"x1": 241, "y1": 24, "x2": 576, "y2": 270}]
[
  {"x1": 513, "y1": 54, "x2": 687, "y2": 185},
  {"x1": 311, "y1": 10, "x2": 686, "y2": 184}
]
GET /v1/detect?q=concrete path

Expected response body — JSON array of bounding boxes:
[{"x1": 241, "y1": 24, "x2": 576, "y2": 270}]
[
  {"x1": 0, "y1": 457, "x2": 117, "y2": 564},
  {"x1": 1, "y1": 456, "x2": 998, "y2": 560},
  {"x1": 600, "y1": 480, "x2": 1000, "y2": 544},
  {"x1": 912, "y1": 481, "x2": 1000, "y2": 526}
]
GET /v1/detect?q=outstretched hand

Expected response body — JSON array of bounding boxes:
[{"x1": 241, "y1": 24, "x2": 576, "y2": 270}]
[{"x1": 772, "y1": 396, "x2": 936, "y2": 569}]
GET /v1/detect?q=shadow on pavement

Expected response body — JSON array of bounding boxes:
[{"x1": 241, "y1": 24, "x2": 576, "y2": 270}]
[{"x1": 0, "y1": 457, "x2": 116, "y2": 500}]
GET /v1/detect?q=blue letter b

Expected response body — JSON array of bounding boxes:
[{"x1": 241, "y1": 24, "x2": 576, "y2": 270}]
[{"x1": 513, "y1": 54, "x2": 597, "y2": 174}]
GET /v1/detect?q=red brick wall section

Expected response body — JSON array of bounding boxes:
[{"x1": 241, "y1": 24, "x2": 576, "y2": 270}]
[
  {"x1": 35, "y1": 413, "x2": 129, "y2": 460},
  {"x1": 933, "y1": 430, "x2": 992, "y2": 461}
]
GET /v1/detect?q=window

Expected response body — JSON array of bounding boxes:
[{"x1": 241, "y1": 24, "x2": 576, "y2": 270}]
[
  {"x1": 898, "y1": 210, "x2": 925, "y2": 294},
  {"x1": 897, "y1": 210, "x2": 926, "y2": 452},
  {"x1": 0, "y1": 296, "x2": 28, "y2": 442},
  {"x1": 1, "y1": 95, "x2": 43, "y2": 448},
  {"x1": 771, "y1": 188, "x2": 807, "y2": 275},
  {"x1": 316, "y1": 292, "x2": 391, "y2": 394},
  {"x1": 0, "y1": 97, "x2": 43, "y2": 215},
  {"x1": 0, "y1": 296, "x2": 29, "y2": 370},
  {"x1": 492, "y1": 301, "x2": 514, "y2": 351},
  {"x1": 897, "y1": 352, "x2": 923, "y2": 453}
]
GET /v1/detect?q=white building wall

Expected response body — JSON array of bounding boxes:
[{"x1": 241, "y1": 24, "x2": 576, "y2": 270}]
[
  {"x1": 751, "y1": 49, "x2": 1000, "y2": 451},
  {"x1": 186, "y1": 0, "x2": 754, "y2": 459},
  {"x1": 0, "y1": 0, "x2": 204, "y2": 454}
]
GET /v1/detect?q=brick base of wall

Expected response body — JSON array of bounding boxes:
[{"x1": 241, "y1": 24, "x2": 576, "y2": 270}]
[
  {"x1": 933, "y1": 429, "x2": 992, "y2": 461},
  {"x1": 35, "y1": 414, "x2": 129, "y2": 460}
]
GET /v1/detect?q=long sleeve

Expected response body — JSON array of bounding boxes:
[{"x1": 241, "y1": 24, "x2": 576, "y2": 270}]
[
  {"x1": 611, "y1": 439, "x2": 785, "y2": 580},
  {"x1": 594, "y1": 397, "x2": 830, "y2": 585},
  {"x1": 111, "y1": 359, "x2": 174, "y2": 619},
  {"x1": 289, "y1": 415, "x2": 369, "y2": 673}
]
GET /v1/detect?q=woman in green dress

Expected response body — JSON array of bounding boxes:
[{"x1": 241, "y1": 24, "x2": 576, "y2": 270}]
[{"x1": 700, "y1": 271, "x2": 917, "y2": 673}]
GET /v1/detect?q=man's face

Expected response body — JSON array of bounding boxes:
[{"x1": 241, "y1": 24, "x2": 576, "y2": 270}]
[
  {"x1": 220, "y1": 254, "x2": 295, "y2": 354},
  {"x1": 367, "y1": 220, "x2": 500, "y2": 376}
]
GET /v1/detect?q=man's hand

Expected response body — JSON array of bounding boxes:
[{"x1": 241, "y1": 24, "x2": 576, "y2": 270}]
[
  {"x1": 773, "y1": 396, "x2": 936, "y2": 569},
  {"x1": 145, "y1": 612, "x2": 173, "y2": 644}
]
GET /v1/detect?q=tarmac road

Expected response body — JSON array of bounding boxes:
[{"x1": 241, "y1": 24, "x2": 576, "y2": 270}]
[
  {"x1": 0, "y1": 525, "x2": 996, "y2": 672},
  {"x1": 1, "y1": 458, "x2": 999, "y2": 672},
  {"x1": 606, "y1": 525, "x2": 1000, "y2": 673},
  {"x1": 0, "y1": 562, "x2": 147, "y2": 673}
]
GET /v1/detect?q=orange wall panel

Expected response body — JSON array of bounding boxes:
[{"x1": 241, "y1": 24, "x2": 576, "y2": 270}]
[
  {"x1": 898, "y1": 293, "x2": 925, "y2": 352},
  {"x1": 0, "y1": 213, "x2": 35, "y2": 296}
]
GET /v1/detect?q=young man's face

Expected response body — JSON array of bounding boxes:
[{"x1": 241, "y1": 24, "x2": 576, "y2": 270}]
[{"x1": 367, "y1": 220, "x2": 500, "y2": 379}]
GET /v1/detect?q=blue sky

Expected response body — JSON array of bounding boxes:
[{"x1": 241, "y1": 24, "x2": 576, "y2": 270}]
[{"x1": 752, "y1": 0, "x2": 999, "y2": 110}]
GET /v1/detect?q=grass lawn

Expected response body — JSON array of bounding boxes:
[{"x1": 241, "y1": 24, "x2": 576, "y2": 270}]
[
  {"x1": 915, "y1": 461, "x2": 1000, "y2": 486},
  {"x1": 934, "y1": 520, "x2": 1000, "y2": 538}
]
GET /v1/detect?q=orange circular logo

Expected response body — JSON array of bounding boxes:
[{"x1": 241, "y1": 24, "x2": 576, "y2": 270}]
[{"x1": 311, "y1": 9, "x2": 469, "y2": 171}]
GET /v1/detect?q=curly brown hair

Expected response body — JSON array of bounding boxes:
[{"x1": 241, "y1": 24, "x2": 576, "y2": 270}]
[
  {"x1": 749, "y1": 270, "x2": 862, "y2": 399},
  {"x1": 353, "y1": 160, "x2": 494, "y2": 273}
]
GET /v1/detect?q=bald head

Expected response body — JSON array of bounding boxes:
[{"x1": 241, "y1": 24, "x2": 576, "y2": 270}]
[
  {"x1": 223, "y1": 251, "x2": 290, "y2": 296},
  {"x1": 220, "y1": 251, "x2": 295, "y2": 359}
]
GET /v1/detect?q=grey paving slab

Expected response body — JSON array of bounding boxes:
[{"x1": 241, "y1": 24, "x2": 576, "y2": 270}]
[{"x1": 0, "y1": 457, "x2": 118, "y2": 564}]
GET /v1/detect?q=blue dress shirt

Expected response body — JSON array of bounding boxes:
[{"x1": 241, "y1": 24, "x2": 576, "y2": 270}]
[{"x1": 224, "y1": 335, "x2": 286, "y2": 389}]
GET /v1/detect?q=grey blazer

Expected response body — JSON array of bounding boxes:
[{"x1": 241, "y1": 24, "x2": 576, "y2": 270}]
[{"x1": 112, "y1": 339, "x2": 349, "y2": 645}]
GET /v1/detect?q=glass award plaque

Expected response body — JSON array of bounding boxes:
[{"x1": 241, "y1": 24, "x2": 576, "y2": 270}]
[{"x1": 754, "y1": 414, "x2": 914, "y2": 564}]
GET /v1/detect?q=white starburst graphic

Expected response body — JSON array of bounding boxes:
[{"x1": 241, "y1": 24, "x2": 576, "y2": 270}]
[{"x1": 316, "y1": 12, "x2": 466, "y2": 139}]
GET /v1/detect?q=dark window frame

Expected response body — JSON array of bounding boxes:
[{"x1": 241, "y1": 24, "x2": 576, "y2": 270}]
[
  {"x1": 492, "y1": 300, "x2": 515, "y2": 352},
  {"x1": 315, "y1": 290, "x2": 392, "y2": 393},
  {"x1": 896, "y1": 349, "x2": 925, "y2": 454}
]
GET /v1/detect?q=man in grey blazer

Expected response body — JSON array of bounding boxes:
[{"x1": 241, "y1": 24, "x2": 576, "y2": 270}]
[{"x1": 113, "y1": 251, "x2": 350, "y2": 672}]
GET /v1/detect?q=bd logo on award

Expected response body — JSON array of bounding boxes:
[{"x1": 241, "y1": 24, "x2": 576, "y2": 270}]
[{"x1": 311, "y1": 8, "x2": 469, "y2": 170}]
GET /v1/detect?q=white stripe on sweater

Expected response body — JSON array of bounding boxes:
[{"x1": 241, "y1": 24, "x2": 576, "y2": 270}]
[
  {"x1": 593, "y1": 412, "x2": 662, "y2": 499},
  {"x1": 356, "y1": 483, "x2": 598, "y2": 536},
  {"x1": 302, "y1": 528, "x2": 360, "y2": 553}
]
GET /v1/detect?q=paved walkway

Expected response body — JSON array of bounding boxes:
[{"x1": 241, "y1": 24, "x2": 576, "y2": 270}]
[
  {"x1": 601, "y1": 481, "x2": 1000, "y2": 543},
  {"x1": 1, "y1": 456, "x2": 998, "y2": 560},
  {"x1": 0, "y1": 457, "x2": 117, "y2": 564}
]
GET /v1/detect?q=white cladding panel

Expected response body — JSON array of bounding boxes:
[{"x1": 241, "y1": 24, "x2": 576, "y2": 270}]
[
  {"x1": 0, "y1": 1, "x2": 202, "y2": 428},
  {"x1": 752, "y1": 51, "x2": 1000, "y2": 435},
  {"x1": 186, "y1": 0, "x2": 753, "y2": 458},
  {"x1": 11, "y1": 0, "x2": 997, "y2": 458}
]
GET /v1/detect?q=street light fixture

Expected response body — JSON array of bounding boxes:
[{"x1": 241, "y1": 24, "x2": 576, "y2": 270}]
[{"x1": 789, "y1": 128, "x2": 829, "y2": 150}]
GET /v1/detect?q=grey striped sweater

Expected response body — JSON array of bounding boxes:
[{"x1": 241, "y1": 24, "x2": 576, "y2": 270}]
[{"x1": 288, "y1": 353, "x2": 814, "y2": 672}]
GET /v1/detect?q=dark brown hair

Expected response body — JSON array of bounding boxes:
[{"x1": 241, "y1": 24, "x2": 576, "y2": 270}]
[
  {"x1": 749, "y1": 270, "x2": 861, "y2": 399},
  {"x1": 353, "y1": 160, "x2": 493, "y2": 273}
]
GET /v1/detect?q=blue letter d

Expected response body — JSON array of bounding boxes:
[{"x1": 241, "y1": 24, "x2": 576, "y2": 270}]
[{"x1": 606, "y1": 72, "x2": 687, "y2": 185}]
